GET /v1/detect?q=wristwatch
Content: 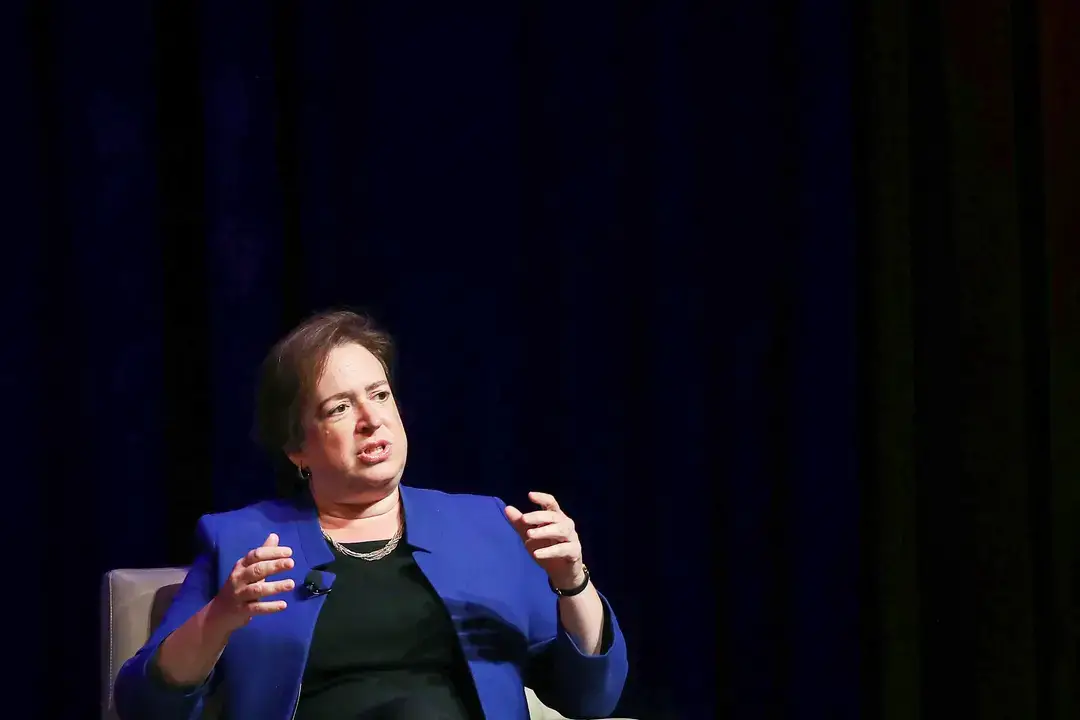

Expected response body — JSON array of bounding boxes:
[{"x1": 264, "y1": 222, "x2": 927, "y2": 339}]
[{"x1": 548, "y1": 565, "x2": 591, "y2": 597}]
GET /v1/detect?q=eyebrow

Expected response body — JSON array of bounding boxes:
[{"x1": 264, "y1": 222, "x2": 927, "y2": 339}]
[{"x1": 318, "y1": 381, "x2": 388, "y2": 407}]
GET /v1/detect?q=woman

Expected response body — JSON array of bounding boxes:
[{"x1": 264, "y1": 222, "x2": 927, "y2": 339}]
[{"x1": 114, "y1": 309, "x2": 628, "y2": 719}]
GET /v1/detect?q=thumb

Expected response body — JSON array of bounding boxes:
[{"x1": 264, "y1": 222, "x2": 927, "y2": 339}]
[{"x1": 263, "y1": 532, "x2": 279, "y2": 547}]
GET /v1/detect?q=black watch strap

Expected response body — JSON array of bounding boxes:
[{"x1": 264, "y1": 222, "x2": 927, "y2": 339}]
[{"x1": 549, "y1": 565, "x2": 590, "y2": 597}]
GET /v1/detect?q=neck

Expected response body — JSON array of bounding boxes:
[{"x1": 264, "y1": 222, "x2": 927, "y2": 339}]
[{"x1": 312, "y1": 484, "x2": 401, "y2": 531}]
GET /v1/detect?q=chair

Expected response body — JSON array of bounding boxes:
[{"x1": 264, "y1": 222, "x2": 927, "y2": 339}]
[{"x1": 101, "y1": 567, "x2": 632, "y2": 720}]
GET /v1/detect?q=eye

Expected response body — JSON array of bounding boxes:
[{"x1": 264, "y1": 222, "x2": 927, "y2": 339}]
[
  {"x1": 373, "y1": 391, "x2": 391, "y2": 402},
  {"x1": 328, "y1": 402, "x2": 349, "y2": 416}
]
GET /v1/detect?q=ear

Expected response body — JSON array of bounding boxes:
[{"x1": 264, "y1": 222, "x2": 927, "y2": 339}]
[{"x1": 286, "y1": 450, "x2": 305, "y2": 470}]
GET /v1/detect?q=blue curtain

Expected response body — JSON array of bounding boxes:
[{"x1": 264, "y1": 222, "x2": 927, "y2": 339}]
[{"x1": 3, "y1": 2, "x2": 862, "y2": 718}]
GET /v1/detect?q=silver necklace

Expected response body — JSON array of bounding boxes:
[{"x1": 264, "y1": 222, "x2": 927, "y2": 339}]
[{"x1": 322, "y1": 518, "x2": 403, "y2": 561}]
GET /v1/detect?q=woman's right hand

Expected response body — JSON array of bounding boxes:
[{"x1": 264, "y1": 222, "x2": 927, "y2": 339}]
[{"x1": 209, "y1": 532, "x2": 295, "y2": 631}]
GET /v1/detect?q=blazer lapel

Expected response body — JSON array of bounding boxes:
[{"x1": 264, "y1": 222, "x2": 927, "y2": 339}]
[
  {"x1": 400, "y1": 486, "x2": 526, "y2": 720},
  {"x1": 224, "y1": 493, "x2": 337, "y2": 720}
]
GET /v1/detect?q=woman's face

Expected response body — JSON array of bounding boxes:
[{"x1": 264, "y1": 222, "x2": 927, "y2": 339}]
[{"x1": 288, "y1": 342, "x2": 408, "y2": 502}]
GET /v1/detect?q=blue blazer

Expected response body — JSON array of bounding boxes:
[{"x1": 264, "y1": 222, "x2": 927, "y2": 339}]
[{"x1": 114, "y1": 485, "x2": 628, "y2": 719}]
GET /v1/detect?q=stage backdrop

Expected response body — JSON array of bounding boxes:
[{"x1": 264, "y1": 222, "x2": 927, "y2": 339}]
[
  {"x1": 857, "y1": 1, "x2": 1079, "y2": 718},
  {"x1": 1, "y1": 1, "x2": 1075, "y2": 719}
]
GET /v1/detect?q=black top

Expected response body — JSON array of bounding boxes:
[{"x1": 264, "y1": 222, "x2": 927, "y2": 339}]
[{"x1": 294, "y1": 538, "x2": 484, "y2": 720}]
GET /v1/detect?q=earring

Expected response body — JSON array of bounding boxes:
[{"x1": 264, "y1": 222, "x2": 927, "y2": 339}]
[{"x1": 297, "y1": 465, "x2": 312, "y2": 481}]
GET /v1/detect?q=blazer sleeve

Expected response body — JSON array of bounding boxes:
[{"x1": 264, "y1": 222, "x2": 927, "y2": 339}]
[
  {"x1": 490, "y1": 497, "x2": 629, "y2": 719},
  {"x1": 112, "y1": 515, "x2": 222, "y2": 720}
]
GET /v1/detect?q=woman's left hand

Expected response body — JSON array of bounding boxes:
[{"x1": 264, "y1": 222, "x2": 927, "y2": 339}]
[{"x1": 504, "y1": 491, "x2": 586, "y2": 590}]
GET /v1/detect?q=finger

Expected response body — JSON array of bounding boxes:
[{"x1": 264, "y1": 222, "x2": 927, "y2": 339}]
[
  {"x1": 524, "y1": 537, "x2": 560, "y2": 555},
  {"x1": 532, "y1": 542, "x2": 581, "y2": 561},
  {"x1": 263, "y1": 533, "x2": 279, "y2": 548},
  {"x1": 526, "y1": 522, "x2": 574, "y2": 542},
  {"x1": 243, "y1": 557, "x2": 294, "y2": 584},
  {"x1": 504, "y1": 505, "x2": 532, "y2": 534},
  {"x1": 246, "y1": 599, "x2": 289, "y2": 615},
  {"x1": 528, "y1": 491, "x2": 561, "y2": 513},
  {"x1": 238, "y1": 578, "x2": 295, "y2": 601},
  {"x1": 243, "y1": 544, "x2": 293, "y2": 566},
  {"x1": 520, "y1": 510, "x2": 562, "y2": 527}
]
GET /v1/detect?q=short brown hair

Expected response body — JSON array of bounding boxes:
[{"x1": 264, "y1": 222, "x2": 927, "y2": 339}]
[{"x1": 255, "y1": 309, "x2": 395, "y2": 456}]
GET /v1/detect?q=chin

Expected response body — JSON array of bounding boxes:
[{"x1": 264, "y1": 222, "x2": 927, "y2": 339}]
[{"x1": 351, "y1": 464, "x2": 403, "y2": 488}]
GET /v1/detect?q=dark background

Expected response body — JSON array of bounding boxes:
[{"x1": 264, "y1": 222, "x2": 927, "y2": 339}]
[{"x1": 1, "y1": 1, "x2": 1076, "y2": 718}]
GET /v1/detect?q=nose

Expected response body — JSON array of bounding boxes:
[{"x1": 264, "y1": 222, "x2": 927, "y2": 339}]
[{"x1": 354, "y1": 400, "x2": 385, "y2": 434}]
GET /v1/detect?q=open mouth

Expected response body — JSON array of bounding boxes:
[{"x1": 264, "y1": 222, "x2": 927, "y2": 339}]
[{"x1": 357, "y1": 440, "x2": 392, "y2": 464}]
